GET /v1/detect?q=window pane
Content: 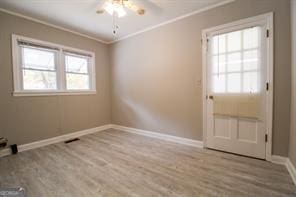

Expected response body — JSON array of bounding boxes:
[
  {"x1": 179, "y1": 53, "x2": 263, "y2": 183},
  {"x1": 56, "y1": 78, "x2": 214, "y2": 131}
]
[
  {"x1": 23, "y1": 47, "x2": 55, "y2": 70},
  {"x1": 243, "y1": 72, "x2": 259, "y2": 93},
  {"x1": 210, "y1": 26, "x2": 261, "y2": 94},
  {"x1": 212, "y1": 55, "x2": 226, "y2": 73},
  {"x1": 243, "y1": 50, "x2": 259, "y2": 71},
  {"x1": 227, "y1": 31, "x2": 241, "y2": 52},
  {"x1": 243, "y1": 27, "x2": 259, "y2": 49},
  {"x1": 65, "y1": 55, "x2": 88, "y2": 74},
  {"x1": 227, "y1": 73, "x2": 241, "y2": 93},
  {"x1": 213, "y1": 34, "x2": 226, "y2": 54},
  {"x1": 66, "y1": 73, "x2": 89, "y2": 90},
  {"x1": 23, "y1": 69, "x2": 57, "y2": 90},
  {"x1": 227, "y1": 52, "x2": 241, "y2": 72},
  {"x1": 213, "y1": 74, "x2": 226, "y2": 93}
]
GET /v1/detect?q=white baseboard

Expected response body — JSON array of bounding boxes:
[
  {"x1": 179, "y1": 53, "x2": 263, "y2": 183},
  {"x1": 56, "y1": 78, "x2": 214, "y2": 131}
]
[
  {"x1": 271, "y1": 155, "x2": 296, "y2": 186},
  {"x1": 270, "y1": 155, "x2": 288, "y2": 165},
  {"x1": 111, "y1": 124, "x2": 204, "y2": 148},
  {"x1": 286, "y1": 159, "x2": 296, "y2": 186},
  {"x1": 0, "y1": 124, "x2": 112, "y2": 158},
  {"x1": 0, "y1": 124, "x2": 203, "y2": 158},
  {"x1": 0, "y1": 148, "x2": 11, "y2": 158}
]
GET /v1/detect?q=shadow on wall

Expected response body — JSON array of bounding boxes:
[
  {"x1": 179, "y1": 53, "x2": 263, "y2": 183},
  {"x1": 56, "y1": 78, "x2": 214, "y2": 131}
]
[{"x1": 117, "y1": 95, "x2": 183, "y2": 135}]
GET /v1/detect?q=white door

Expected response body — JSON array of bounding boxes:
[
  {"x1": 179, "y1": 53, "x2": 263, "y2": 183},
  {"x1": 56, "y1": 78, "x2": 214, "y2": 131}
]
[{"x1": 205, "y1": 21, "x2": 269, "y2": 159}]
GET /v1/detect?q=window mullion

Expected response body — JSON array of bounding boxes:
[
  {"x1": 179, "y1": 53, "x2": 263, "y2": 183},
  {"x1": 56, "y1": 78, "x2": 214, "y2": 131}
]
[
  {"x1": 20, "y1": 46, "x2": 25, "y2": 91},
  {"x1": 22, "y1": 67, "x2": 56, "y2": 72},
  {"x1": 57, "y1": 50, "x2": 66, "y2": 91},
  {"x1": 65, "y1": 71, "x2": 89, "y2": 75},
  {"x1": 241, "y1": 30, "x2": 244, "y2": 93},
  {"x1": 88, "y1": 57, "x2": 94, "y2": 90},
  {"x1": 225, "y1": 34, "x2": 228, "y2": 93}
]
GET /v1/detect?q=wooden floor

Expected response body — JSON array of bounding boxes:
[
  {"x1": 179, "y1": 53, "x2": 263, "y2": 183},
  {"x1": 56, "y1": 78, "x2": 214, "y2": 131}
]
[{"x1": 0, "y1": 129, "x2": 295, "y2": 197}]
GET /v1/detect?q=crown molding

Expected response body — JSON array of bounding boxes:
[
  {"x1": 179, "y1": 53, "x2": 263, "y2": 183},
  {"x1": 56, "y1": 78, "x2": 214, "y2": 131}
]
[
  {"x1": 0, "y1": 8, "x2": 109, "y2": 44},
  {"x1": 0, "y1": 0, "x2": 236, "y2": 45},
  {"x1": 109, "y1": 0, "x2": 236, "y2": 44}
]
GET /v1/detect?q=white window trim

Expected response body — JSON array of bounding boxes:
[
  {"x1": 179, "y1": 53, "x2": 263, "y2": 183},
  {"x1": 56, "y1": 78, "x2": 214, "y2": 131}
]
[{"x1": 11, "y1": 34, "x2": 96, "y2": 96}]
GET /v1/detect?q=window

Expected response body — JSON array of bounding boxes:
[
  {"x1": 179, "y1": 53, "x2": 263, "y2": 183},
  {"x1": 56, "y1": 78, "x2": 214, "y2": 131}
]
[
  {"x1": 22, "y1": 46, "x2": 57, "y2": 90},
  {"x1": 211, "y1": 26, "x2": 261, "y2": 93},
  {"x1": 65, "y1": 53, "x2": 90, "y2": 90},
  {"x1": 12, "y1": 35, "x2": 96, "y2": 96}
]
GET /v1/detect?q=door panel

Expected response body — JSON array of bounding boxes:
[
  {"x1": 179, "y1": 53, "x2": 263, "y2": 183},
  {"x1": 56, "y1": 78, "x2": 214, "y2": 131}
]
[
  {"x1": 237, "y1": 118, "x2": 258, "y2": 142},
  {"x1": 213, "y1": 115, "x2": 231, "y2": 139}
]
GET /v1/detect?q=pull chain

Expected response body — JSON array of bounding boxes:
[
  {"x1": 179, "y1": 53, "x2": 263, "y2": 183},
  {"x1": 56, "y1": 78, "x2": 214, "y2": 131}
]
[
  {"x1": 112, "y1": 0, "x2": 122, "y2": 35},
  {"x1": 112, "y1": 12, "x2": 118, "y2": 34}
]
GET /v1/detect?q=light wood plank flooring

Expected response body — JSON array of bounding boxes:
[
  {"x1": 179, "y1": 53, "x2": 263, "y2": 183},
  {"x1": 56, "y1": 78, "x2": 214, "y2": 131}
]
[{"x1": 0, "y1": 129, "x2": 295, "y2": 197}]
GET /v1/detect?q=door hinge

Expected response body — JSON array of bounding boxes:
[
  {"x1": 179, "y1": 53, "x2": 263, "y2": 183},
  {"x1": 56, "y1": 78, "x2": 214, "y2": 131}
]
[
  {"x1": 266, "y1": 29, "x2": 270, "y2": 38},
  {"x1": 266, "y1": 82, "x2": 269, "y2": 91},
  {"x1": 206, "y1": 38, "x2": 209, "y2": 51},
  {"x1": 202, "y1": 38, "x2": 209, "y2": 51},
  {"x1": 201, "y1": 38, "x2": 209, "y2": 43},
  {"x1": 265, "y1": 134, "x2": 268, "y2": 143}
]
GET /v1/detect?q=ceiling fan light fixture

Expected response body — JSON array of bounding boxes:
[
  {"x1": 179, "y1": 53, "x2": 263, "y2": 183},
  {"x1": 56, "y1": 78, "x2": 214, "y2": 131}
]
[{"x1": 103, "y1": 1, "x2": 126, "y2": 18}]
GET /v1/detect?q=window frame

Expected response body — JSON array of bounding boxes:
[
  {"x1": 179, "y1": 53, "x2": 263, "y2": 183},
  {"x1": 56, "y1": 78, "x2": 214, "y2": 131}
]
[
  {"x1": 12, "y1": 34, "x2": 96, "y2": 96},
  {"x1": 64, "y1": 52, "x2": 93, "y2": 91}
]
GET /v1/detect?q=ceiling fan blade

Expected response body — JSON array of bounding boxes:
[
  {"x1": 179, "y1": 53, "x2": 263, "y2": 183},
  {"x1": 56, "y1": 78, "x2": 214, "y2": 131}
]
[
  {"x1": 123, "y1": 0, "x2": 145, "y2": 15},
  {"x1": 96, "y1": 8, "x2": 105, "y2": 14},
  {"x1": 95, "y1": 0, "x2": 107, "y2": 14},
  {"x1": 96, "y1": 9, "x2": 105, "y2": 14},
  {"x1": 133, "y1": 0, "x2": 162, "y2": 15}
]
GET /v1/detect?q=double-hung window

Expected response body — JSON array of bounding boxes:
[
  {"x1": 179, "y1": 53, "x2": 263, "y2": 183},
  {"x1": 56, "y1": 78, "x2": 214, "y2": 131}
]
[
  {"x1": 12, "y1": 35, "x2": 96, "y2": 96},
  {"x1": 64, "y1": 52, "x2": 91, "y2": 90},
  {"x1": 21, "y1": 43, "x2": 58, "y2": 90}
]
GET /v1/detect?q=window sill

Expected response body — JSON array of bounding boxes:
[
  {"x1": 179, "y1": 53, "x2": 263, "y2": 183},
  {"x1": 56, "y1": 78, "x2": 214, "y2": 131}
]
[{"x1": 13, "y1": 90, "x2": 97, "y2": 97}]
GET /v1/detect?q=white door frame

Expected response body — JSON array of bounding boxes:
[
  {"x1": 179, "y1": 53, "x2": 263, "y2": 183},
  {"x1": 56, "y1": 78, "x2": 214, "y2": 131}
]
[{"x1": 202, "y1": 12, "x2": 274, "y2": 161}]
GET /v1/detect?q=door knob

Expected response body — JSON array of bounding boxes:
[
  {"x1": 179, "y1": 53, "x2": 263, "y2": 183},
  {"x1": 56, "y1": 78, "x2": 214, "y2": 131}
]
[{"x1": 208, "y1": 95, "x2": 214, "y2": 100}]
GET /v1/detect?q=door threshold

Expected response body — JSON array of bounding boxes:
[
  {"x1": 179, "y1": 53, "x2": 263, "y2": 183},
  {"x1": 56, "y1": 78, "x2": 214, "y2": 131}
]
[{"x1": 205, "y1": 147, "x2": 266, "y2": 161}]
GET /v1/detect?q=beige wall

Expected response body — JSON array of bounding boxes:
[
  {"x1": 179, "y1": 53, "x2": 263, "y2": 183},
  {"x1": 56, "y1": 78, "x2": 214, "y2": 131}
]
[
  {"x1": 0, "y1": 11, "x2": 111, "y2": 146},
  {"x1": 111, "y1": 0, "x2": 291, "y2": 156},
  {"x1": 289, "y1": 0, "x2": 296, "y2": 167}
]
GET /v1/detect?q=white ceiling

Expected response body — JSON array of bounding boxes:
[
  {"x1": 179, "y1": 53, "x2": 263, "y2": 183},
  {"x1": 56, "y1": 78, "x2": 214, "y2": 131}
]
[{"x1": 0, "y1": 0, "x2": 234, "y2": 43}]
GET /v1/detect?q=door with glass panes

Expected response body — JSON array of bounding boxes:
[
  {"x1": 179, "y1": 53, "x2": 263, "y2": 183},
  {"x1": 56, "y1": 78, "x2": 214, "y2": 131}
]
[{"x1": 205, "y1": 22, "x2": 268, "y2": 159}]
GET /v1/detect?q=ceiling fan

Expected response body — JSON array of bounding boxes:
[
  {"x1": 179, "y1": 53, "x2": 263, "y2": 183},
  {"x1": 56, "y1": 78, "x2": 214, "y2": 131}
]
[
  {"x1": 96, "y1": 0, "x2": 145, "y2": 34},
  {"x1": 96, "y1": 0, "x2": 145, "y2": 18}
]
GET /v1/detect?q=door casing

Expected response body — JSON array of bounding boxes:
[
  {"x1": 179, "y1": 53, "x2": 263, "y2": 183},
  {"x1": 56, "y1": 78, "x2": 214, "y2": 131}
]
[{"x1": 202, "y1": 12, "x2": 274, "y2": 161}]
